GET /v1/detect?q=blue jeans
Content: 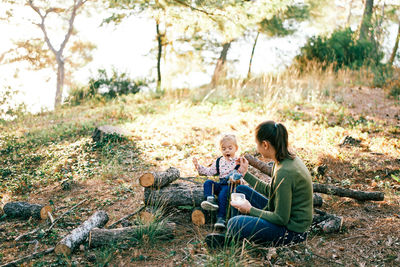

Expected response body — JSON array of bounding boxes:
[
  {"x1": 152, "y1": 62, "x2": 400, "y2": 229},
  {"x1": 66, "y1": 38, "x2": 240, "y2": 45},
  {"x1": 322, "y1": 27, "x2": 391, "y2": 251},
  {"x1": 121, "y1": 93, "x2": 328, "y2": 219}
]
[
  {"x1": 227, "y1": 185, "x2": 307, "y2": 246},
  {"x1": 204, "y1": 180, "x2": 236, "y2": 219}
]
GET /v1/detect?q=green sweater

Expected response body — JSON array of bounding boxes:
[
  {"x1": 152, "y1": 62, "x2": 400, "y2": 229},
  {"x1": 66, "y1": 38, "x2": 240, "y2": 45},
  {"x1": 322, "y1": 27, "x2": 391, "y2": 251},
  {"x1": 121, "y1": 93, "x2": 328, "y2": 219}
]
[{"x1": 244, "y1": 157, "x2": 313, "y2": 233}]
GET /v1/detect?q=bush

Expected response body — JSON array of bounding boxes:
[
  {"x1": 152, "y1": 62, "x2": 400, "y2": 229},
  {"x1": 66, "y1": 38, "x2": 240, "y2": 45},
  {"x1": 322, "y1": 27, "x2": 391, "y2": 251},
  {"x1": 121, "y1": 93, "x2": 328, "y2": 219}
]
[
  {"x1": 295, "y1": 28, "x2": 383, "y2": 71},
  {"x1": 0, "y1": 87, "x2": 27, "y2": 121},
  {"x1": 67, "y1": 69, "x2": 146, "y2": 105}
]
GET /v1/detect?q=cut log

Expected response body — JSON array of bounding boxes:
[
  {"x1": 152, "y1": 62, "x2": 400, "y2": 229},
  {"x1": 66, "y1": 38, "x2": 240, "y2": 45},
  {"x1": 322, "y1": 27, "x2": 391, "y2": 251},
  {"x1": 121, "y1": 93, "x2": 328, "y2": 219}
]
[
  {"x1": 145, "y1": 183, "x2": 322, "y2": 210},
  {"x1": 312, "y1": 209, "x2": 343, "y2": 233},
  {"x1": 246, "y1": 154, "x2": 384, "y2": 201},
  {"x1": 244, "y1": 154, "x2": 273, "y2": 177},
  {"x1": 88, "y1": 222, "x2": 176, "y2": 248},
  {"x1": 3, "y1": 202, "x2": 52, "y2": 220},
  {"x1": 108, "y1": 206, "x2": 145, "y2": 229},
  {"x1": 92, "y1": 125, "x2": 130, "y2": 143},
  {"x1": 313, "y1": 183, "x2": 384, "y2": 201},
  {"x1": 191, "y1": 207, "x2": 217, "y2": 226},
  {"x1": 54, "y1": 210, "x2": 109, "y2": 256},
  {"x1": 139, "y1": 167, "x2": 180, "y2": 188}
]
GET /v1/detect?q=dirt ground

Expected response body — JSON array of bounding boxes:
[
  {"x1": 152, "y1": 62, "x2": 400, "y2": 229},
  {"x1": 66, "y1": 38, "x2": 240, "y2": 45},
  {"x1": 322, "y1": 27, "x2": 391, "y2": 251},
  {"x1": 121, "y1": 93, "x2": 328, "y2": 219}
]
[{"x1": 0, "y1": 86, "x2": 399, "y2": 266}]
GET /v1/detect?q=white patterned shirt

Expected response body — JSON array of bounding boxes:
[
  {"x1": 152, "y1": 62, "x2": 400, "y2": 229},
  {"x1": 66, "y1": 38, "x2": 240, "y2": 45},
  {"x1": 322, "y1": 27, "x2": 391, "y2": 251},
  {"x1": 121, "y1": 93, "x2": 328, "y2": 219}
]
[{"x1": 197, "y1": 156, "x2": 238, "y2": 179}]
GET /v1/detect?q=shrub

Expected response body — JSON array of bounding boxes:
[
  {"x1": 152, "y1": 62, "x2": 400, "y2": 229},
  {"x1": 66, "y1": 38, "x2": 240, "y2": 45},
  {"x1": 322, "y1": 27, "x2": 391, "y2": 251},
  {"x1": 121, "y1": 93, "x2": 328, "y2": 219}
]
[
  {"x1": 0, "y1": 86, "x2": 27, "y2": 121},
  {"x1": 295, "y1": 28, "x2": 383, "y2": 71},
  {"x1": 66, "y1": 69, "x2": 146, "y2": 105}
]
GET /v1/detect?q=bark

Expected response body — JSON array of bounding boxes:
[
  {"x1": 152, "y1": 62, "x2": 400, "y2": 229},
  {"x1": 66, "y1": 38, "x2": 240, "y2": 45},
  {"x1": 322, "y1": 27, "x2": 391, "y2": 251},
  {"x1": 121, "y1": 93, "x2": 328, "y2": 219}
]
[
  {"x1": 0, "y1": 247, "x2": 54, "y2": 267},
  {"x1": 54, "y1": 57, "x2": 64, "y2": 108},
  {"x1": 358, "y1": 0, "x2": 374, "y2": 41},
  {"x1": 88, "y1": 222, "x2": 176, "y2": 248},
  {"x1": 55, "y1": 210, "x2": 109, "y2": 255},
  {"x1": 247, "y1": 32, "x2": 259, "y2": 79},
  {"x1": 313, "y1": 183, "x2": 384, "y2": 201},
  {"x1": 139, "y1": 167, "x2": 180, "y2": 188},
  {"x1": 211, "y1": 42, "x2": 231, "y2": 86},
  {"x1": 312, "y1": 209, "x2": 343, "y2": 233},
  {"x1": 246, "y1": 153, "x2": 384, "y2": 201},
  {"x1": 244, "y1": 154, "x2": 273, "y2": 176},
  {"x1": 144, "y1": 182, "x2": 322, "y2": 209},
  {"x1": 3, "y1": 202, "x2": 52, "y2": 220},
  {"x1": 389, "y1": 21, "x2": 400, "y2": 66},
  {"x1": 92, "y1": 125, "x2": 130, "y2": 143}
]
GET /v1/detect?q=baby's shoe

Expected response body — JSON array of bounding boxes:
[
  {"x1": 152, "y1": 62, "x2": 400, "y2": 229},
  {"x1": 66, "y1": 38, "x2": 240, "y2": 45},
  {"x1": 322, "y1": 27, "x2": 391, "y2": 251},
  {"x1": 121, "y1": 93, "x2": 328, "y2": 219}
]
[
  {"x1": 201, "y1": 196, "x2": 219, "y2": 211},
  {"x1": 214, "y1": 217, "x2": 226, "y2": 230}
]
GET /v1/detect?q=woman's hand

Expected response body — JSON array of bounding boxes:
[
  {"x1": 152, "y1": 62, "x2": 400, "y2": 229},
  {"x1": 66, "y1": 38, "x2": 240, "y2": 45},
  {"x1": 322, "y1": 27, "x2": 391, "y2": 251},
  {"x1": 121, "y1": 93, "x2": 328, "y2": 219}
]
[
  {"x1": 230, "y1": 199, "x2": 251, "y2": 214},
  {"x1": 237, "y1": 157, "x2": 249, "y2": 175},
  {"x1": 192, "y1": 157, "x2": 199, "y2": 170}
]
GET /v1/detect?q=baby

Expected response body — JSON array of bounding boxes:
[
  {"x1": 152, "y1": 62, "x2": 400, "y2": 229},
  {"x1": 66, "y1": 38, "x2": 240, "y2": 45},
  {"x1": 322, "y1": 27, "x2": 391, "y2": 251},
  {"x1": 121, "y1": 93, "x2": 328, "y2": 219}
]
[{"x1": 193, "y1": 134, "x2": 242, "y2": 229}]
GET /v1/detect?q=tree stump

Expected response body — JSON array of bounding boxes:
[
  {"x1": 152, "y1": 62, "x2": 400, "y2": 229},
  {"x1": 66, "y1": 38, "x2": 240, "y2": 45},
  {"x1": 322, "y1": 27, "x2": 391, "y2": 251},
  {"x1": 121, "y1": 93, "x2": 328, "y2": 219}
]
[
  {"x1": 92, "y1": 125, "x2": 130, "y2": 143},
  {"x1": 88, "y1": 222, "x2": 176, "y2": 248},
  {"x1": 139, "y1": 167, "x2": 180, "y2": 189},
  {"x1": 55, "y1": 210, "x2": 109, "y2": 255},
  {"x1": 3, "y1": 202, "x2": 53, "y2": 220}
]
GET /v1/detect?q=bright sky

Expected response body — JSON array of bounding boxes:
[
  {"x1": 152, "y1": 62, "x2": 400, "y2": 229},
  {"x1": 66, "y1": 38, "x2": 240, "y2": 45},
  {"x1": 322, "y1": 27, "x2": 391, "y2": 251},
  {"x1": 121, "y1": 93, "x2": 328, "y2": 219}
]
[{"x1": 0, "y1": 2, "x2": 399, "y2": 113}]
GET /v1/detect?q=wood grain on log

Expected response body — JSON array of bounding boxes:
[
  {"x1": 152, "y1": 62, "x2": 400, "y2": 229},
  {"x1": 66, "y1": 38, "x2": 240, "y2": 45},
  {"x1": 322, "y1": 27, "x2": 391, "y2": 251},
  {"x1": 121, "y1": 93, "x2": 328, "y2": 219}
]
[
  {"x1": 55, "y1": 210, "x2": 109, "y2": 255},
  {"x1": 3, "y1": 202, "x2": 52, "y2": 220},
  {"x1": 89, "y1": 222, "x2": 176, "y2": 247},
  {"x1": 245, "y1": 153, "x2": 384, "y2": 201},
  {"x1": 139, "y1": 167, "x2": 180, "y2": 189}
]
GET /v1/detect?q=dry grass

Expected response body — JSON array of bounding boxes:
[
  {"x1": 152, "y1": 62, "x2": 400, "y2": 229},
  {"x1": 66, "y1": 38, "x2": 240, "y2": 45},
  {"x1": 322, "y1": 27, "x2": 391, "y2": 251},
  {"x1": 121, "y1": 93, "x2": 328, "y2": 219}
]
[{"x1": 0, "y1": 67, "x2": 399, "y2": 266}]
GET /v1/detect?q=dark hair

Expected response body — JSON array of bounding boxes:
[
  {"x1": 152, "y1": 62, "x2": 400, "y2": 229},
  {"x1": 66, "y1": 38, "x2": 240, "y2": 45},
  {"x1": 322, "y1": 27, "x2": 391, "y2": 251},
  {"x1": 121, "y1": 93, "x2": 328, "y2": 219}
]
[{"x1": 255, "y1": 121, "x2": 295, "y2": 162}]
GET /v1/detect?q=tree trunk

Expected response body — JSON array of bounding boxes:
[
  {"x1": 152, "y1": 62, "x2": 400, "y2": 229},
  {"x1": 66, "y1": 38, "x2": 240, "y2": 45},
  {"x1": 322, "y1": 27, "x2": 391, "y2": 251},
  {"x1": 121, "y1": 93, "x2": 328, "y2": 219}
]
[
  {"x1": 3, "y1": 202, "x2": 52, "y2": 220},
  {"x1": 211, "y1": 42, "x2": 231, "y2": 86},
  {"x1": 156, "y1": 19, "x2": 162, "y2": 93},
  {"x1": 247, "y1": 32, "x2": 259, "y2": 79},
  {"x1": 144, "y1": 182, "x2": 323, "y2": 209},
  {"x1": 139, "y1": 167, "x2": 180, "y2": 188},
  {"x1": 245, "y1": 153, "x2": 384, "y2": 201},
  {"x1": 55, "y1": 210, "x2": 109, "y2": 255},
  {"x1": 346, "y1": 0, "x2": 354, "y2": 27},
  {"x1": 88, "y1": 222, "x2": 176, "y2": 248},
  {"x1": 389, "y1": 21, "x2": 400, "y2": 66},
  {"x1": 358, "y1": 0, "x2": 374, "y2": 41},
  {"x1": 54, "y1": 56, "x2": 64, "y2": 108}
]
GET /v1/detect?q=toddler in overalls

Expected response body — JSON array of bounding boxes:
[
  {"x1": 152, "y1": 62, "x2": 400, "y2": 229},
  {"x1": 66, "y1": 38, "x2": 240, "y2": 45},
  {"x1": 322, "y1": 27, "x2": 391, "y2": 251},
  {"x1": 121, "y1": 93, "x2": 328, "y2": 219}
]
[{"x1": 193, "y1": 134, "x2": 242, "y2": 229}]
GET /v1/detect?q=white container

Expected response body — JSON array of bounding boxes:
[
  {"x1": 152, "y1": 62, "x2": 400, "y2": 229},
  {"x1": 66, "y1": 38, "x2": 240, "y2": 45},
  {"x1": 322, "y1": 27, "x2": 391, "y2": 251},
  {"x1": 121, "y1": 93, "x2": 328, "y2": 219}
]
[{"x1": 230, "y1": 193, "x2": 245, "y2": 205}]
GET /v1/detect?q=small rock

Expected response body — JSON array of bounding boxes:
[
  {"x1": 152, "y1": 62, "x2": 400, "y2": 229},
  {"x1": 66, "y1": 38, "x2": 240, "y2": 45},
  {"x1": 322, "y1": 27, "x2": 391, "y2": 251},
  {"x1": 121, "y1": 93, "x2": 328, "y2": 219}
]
[{"x1": 340, "y1": 136, "x2": 361, "y2": 147}]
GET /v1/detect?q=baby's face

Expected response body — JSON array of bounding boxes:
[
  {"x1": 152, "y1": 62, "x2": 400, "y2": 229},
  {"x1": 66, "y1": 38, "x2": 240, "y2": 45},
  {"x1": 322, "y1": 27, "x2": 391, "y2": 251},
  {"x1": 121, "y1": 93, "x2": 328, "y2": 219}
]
[{"x1": 220, "y1": 140, "x2": 238, "y2": 160}]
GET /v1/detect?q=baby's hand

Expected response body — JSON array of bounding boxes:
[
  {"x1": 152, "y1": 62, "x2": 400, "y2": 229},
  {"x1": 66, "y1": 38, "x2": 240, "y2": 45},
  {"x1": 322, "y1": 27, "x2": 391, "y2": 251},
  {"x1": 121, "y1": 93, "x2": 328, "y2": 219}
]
[{"x1": 193, "y1": 157, "x2": 199, "y2": 170}]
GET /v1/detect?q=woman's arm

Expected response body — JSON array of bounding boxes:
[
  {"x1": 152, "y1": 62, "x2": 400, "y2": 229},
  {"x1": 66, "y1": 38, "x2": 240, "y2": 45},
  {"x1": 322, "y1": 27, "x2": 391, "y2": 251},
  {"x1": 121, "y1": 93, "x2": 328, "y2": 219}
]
[
  {"x1": 243, "y1": 172, "x2": 270, "y2": 196},
  {"x1": 249, "y1": 173, "x2": 292, "y2": 226}
]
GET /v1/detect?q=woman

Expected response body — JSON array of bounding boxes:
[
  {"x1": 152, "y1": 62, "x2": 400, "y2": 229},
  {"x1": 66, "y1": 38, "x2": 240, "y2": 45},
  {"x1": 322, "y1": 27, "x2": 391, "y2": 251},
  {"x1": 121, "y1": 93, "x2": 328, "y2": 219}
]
[{"x1": 206, "y1": 121, "x2": 313, "y2": 248}]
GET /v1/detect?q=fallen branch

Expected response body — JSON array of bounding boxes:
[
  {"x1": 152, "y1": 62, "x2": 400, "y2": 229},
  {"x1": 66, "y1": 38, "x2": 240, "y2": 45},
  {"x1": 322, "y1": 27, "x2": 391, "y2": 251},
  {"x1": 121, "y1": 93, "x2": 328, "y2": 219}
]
[
  {"x1": 55, "y1": 210, "x2": 109, "y2": 255},
  {"x1": 244, "y1": 154, "x2": 273, "y2": 177},
  {"x1": 108, "y1": 205, "x2": 145, "y2": 229},
  {"x1": 245, "y1": 153, "x2": 384, "y2": 201},
  {"x1": 139, "y1": 167, "x2": 180, "y2": 188},
  {"x1": 0, "y1": 247, "x2": 54, "y2": 267},
  {"x1": 89, "y1": 222, "x2": 176, "y2": 247}
]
